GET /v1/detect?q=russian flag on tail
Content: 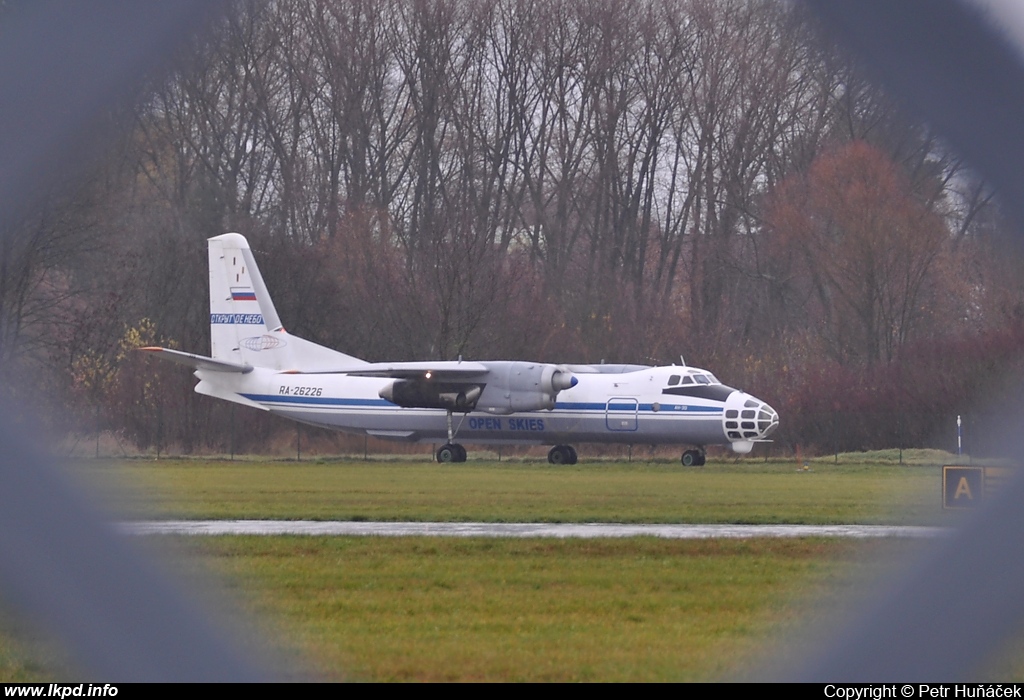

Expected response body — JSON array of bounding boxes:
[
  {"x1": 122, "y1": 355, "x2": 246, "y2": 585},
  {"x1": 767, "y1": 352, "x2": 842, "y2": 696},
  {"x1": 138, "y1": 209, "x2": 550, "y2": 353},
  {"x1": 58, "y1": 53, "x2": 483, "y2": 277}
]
[{"x1": 231, "y1": 288, "x2": 257, "y2": 302}]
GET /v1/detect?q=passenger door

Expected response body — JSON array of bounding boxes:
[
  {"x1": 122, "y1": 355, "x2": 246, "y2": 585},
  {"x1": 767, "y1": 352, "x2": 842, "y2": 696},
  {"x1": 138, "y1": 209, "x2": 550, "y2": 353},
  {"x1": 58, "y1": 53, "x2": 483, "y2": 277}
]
[{"x1": 605, "y1": 398, "x2": 638, "y2": 431}]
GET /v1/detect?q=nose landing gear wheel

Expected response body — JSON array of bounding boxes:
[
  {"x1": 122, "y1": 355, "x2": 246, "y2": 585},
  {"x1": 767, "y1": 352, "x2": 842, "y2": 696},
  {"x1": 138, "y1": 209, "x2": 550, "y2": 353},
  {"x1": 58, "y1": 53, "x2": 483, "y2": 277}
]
[{"x1": 681, "y1": 449, "x2": 705, "y2": 467}]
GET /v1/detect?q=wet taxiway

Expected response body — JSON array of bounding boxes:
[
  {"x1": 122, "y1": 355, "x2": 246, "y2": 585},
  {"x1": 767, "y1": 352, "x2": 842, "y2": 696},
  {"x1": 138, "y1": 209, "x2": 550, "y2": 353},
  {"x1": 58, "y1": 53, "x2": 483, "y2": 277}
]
[{"x1": 117, "y1": 521, "x2": 948, "y2": 539}]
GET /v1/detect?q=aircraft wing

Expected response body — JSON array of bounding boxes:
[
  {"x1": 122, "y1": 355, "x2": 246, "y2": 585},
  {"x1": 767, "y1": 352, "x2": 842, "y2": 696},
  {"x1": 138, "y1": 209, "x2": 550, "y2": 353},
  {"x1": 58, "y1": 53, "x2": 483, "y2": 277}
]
[
  {"x1": 284, "y1": 360, "x2": 491, "y2": 379},
  {"x1": 287, "y1": 360, "x2": 575, "y2": 414},
  {"x1": 139, "y1": 347, "x2": 253, "y2": 374},
  {"x1": 565, "y1": 363, "x2": 651, "y2": 374}
]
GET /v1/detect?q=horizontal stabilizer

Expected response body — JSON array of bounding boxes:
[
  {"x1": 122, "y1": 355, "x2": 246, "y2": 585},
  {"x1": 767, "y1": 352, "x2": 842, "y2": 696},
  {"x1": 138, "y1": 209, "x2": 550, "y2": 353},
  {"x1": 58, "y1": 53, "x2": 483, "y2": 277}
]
[
  {"x1": 286, "y1": 360, "x2": 490, "y2": 379},
  {"x1": 139, "y1": 347, "x2": 253, "y2": 374}
]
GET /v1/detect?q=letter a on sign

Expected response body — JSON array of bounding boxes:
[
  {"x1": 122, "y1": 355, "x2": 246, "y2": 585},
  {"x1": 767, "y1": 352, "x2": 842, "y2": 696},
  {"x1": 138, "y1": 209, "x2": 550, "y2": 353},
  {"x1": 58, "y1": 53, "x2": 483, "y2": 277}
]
[{"x1": 943, "y1": 466, "x2": 984, "y2": 509}]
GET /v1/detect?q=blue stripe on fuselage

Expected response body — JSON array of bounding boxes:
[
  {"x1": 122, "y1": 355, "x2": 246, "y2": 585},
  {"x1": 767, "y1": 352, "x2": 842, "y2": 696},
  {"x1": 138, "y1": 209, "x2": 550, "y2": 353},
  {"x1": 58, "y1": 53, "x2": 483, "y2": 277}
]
[
  {"x1": 556, "y1": 401, "x2": 722, "y2": 413},
  {"x1": 241, "y1": 393, "x2": 393, "y2": 407},
  {"x1": 241, "y1": 394, "x2": 723, "y2": 414}
]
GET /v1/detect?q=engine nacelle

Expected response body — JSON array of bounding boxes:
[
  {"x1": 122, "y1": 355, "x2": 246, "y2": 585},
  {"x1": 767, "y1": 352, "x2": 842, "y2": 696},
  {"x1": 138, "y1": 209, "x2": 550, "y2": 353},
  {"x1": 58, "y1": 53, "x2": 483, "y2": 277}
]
[
  {"x1": 377, "y1": 361, "x2": 576, "y2": 414},
  {"x1": 379, "y1": 380, "x2": 482, "y2": 411},
  {"x1": 475, "y1": 361, "x2": 577, "y2": 415}
]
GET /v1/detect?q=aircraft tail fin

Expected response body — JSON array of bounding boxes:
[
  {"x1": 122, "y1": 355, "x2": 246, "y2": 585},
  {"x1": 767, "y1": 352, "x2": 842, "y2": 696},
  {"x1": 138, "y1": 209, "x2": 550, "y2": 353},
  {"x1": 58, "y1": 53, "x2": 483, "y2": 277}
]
[{"x1": 207, "y1": 233, "x2": 366, "y2": 371}]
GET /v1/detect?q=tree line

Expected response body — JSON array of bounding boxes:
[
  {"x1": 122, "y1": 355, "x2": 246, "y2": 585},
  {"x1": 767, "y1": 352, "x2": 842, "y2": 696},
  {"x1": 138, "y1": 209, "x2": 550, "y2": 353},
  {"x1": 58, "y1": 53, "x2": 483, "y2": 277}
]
[{"x1": 4, "y1": 0, "x2": 1021, "y2": 455}]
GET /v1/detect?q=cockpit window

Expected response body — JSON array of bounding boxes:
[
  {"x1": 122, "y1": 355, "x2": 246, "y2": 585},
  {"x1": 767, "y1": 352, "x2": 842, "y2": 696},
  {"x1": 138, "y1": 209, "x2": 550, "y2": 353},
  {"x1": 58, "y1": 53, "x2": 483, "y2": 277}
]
[
  {"x1": 668, "y1": 375, "x2": 680, "y2": 386},
  {"x1": 681, "y1": 376, "x2": 694, "y2": 385},
  {"x1": 694, "y1": 375, "x2": 710, "y2": 385},
  {"x1": 707, "y1": 374, "x2": 719, "y2": 384}
]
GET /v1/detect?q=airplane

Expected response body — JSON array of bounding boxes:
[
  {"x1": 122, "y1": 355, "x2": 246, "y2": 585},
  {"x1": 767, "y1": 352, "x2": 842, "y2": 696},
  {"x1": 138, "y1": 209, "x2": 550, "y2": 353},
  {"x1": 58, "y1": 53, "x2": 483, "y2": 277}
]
[{"x1": 142, "y1": 233, "x2": 779, "y2": 466}]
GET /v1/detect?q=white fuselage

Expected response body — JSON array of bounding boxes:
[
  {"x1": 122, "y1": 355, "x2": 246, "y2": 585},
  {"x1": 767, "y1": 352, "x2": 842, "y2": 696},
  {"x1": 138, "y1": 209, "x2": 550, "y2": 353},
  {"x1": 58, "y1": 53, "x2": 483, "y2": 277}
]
[{"x1": 197, "y1": 364, "x2": 777, "y2": 451}]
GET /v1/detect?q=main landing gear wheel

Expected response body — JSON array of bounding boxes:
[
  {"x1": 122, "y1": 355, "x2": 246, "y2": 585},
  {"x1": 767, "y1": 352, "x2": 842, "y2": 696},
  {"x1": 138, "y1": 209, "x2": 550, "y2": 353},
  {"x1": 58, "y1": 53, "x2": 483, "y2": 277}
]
[
  {"x1": 436, "y1": 409, "x2": 468, "y2": 463},
  {"x1": 437, "y1": 443, "x2": 467, "y2": 463},
  {"x1": 681, "y1": 449, "x2": 705, "y2": 467},
  {"x1": 548, "y1": 445, "x2": 578, "y2": 465}
]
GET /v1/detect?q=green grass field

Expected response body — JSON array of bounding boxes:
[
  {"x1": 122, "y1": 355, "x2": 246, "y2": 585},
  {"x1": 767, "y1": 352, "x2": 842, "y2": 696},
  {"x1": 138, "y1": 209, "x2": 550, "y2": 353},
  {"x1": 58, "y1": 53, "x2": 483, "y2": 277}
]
[
  {"x1": 77, "y1": 455, "x2": 951, "y2": 524},
  {"x1": 192, "y1": 536, "x2": 888, "y2": 681},
  {"x1": 0, "y1": 451, "x2": 993, "y2": 681}
]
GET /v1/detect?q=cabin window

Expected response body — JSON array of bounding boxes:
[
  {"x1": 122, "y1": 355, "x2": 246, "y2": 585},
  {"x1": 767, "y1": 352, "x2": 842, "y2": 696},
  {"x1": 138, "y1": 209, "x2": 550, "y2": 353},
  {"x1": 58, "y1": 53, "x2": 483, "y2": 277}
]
[{"x1": 668, "y1": 375, "x2": 680, "y2": 386}]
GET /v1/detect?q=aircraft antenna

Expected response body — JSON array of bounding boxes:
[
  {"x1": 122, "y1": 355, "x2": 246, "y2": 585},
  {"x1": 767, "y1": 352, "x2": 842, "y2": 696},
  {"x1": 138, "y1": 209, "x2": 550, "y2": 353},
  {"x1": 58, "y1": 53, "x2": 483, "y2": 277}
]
[{"x1": 679, "y1": 355, "x2": 686, "y2": 367}]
